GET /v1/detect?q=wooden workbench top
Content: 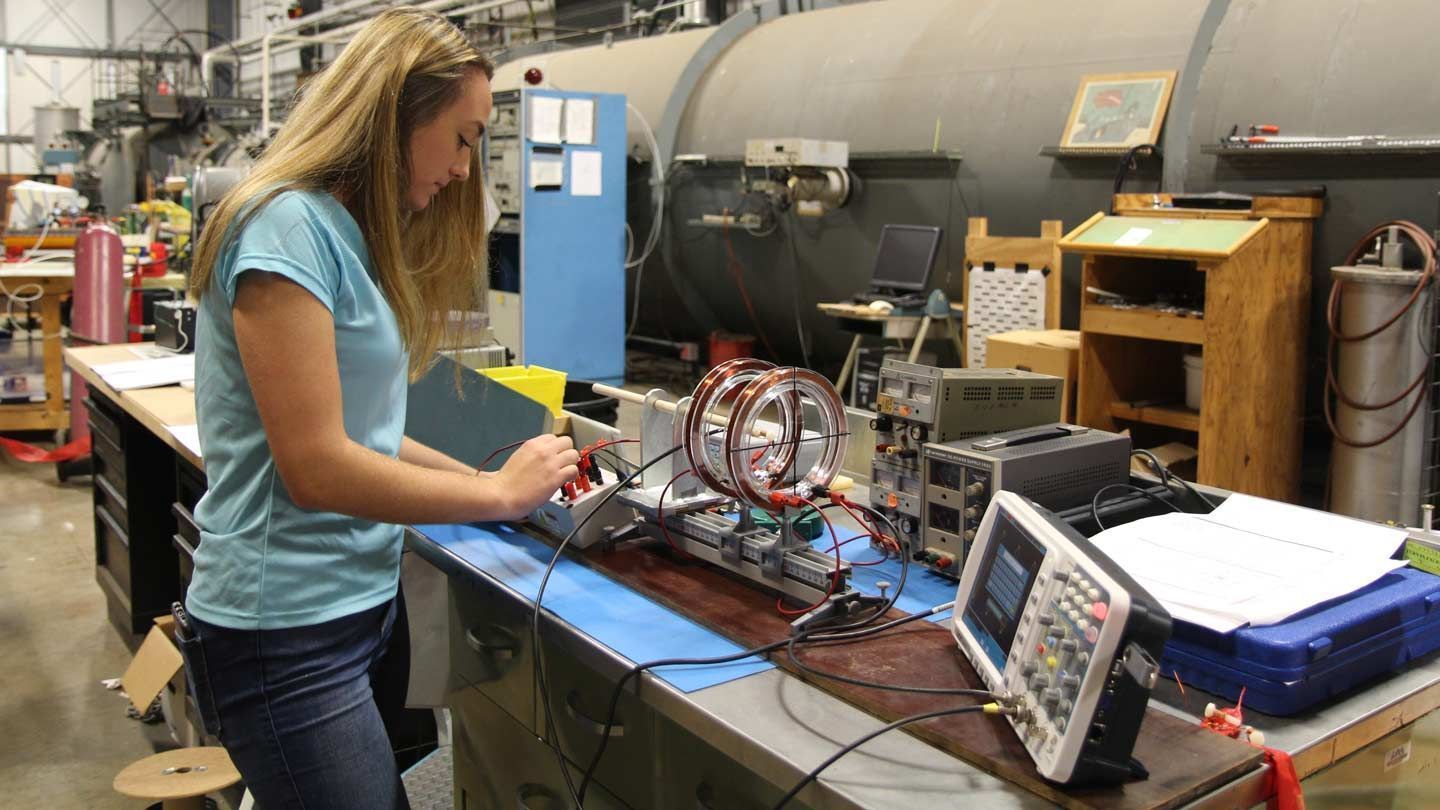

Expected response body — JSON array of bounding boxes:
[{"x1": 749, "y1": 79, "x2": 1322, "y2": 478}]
[{"x1": 64, "y1": 343, "x2": 201, "y2": 470}]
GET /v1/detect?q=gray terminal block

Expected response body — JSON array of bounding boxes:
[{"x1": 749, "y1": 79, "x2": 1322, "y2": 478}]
[
  {"x1": 868, "y1": 362, "x2": 1065, "y2": 553},
  {"x1": 919, "y1": 424, "x2": 1130, "y2": 576}
]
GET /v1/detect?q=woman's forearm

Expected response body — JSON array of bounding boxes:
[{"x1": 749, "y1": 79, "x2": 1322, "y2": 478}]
[
  {"x1": 291, "y1": 439, "x2": 518, "y2": 523},
  {"x1": 400, "y1": 436, "x2": 478, "y2": 475}
]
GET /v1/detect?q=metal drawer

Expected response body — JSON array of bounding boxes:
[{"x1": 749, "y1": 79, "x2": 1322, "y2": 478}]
[
  {"x1": 92, "y1": 427, "x2": 127, "y2": 494},
  {"x1": 96, "y1": 504, "x2": 131, "y2": 595},
  {"x1": 655, "y1": 714, "x2": 817, "y2": 810},
  {"x1": 83, "y1": 396, "x2": 123, "y2": 449},
  {"x1": 95, "y1": 473, "x2": 128, "y2": 528},
  {"x1": 449, "y1": 578, "x2": 536, "y2": 732},
  {"x1": 172, "y1": 503, "x2": 199, "y2": 600},
  {"x1": 451, "y1": 688, "x2": 631, "y2": 810},
  {"x1": 538, "y1": 636, "x2": 658, "y2": 810}
]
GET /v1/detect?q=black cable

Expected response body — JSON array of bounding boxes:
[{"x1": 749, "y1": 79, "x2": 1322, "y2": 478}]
[
  {"x1": 530, "y1": 440, "x2": 688, "y2": 804},
  {"x1": 1110, "y1": 143, "x2": 1161, "y2": 214},
  {"x1": 1090, "y1": 483, "x2": 1182, "y2": 532},
  {"x1": 575, "y1": 641, "x2": 789, "y2": 802},
  {"x1": 576, "y1": 498, "x2": 912, "y2": 803},
  {"x1": 534, "y1": 427, "x2": 854, "y2": 805},
  {"x1": 785, "y1": 213, "x2": 813, "y2": 369},
  {"x1": 785, "y1": 632, "x2": 992, "y2": 697},
  {"x1": 1130, "y1": 448, "x2": 1220, "y2": 510},
  {"x1": 590, "y1": 447, "x2": 637, "y2": 475},
  {"x1": 772, "y1": 704, "x2": 992, "y2": 809}
]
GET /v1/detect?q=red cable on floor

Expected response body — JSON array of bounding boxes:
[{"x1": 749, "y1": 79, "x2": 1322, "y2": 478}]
[{"x1": 0, "y1": 435, "x2": 90, "y2": 463}]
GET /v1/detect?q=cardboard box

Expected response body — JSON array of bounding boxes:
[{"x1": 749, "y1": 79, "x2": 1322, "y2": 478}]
[
  {"x1": 985, "y1": 329, "x2": 1080, "y2": 422},
  {"x1": 1132, "y1": 441, "x2": 1199, "y2": 481},
  {"x1": 122, "y1": 615, "x2": 201, "y2": 747}
]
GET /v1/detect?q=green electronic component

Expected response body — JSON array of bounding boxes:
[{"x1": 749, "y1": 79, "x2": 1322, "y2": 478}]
[{"x1": 751, "y1": 507, "x2": 825, "y2": 541}]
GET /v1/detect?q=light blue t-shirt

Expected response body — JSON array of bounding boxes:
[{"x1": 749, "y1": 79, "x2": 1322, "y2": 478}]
[{"x1": 187, "y1": 190, "x2": 409, "y2": 630}]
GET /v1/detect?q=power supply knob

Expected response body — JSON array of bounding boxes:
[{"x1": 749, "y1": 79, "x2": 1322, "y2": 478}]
[
  {"x1": 963, "y1": 529, "x2": 976, "y2": 541},
  {"x1": 964, "y1": 507, "x2": 979, "y2": 519},
  {"x1": 870, "y1": 415, "x2": 893, "y2": 432},
  {"x1": 966, "y1": 482, "x2": 986, "y2": 496},
  {"x1": 900, "y1": 518, "x2": 917, "y2": 535},
  {"x1": 909, "y1": 425, "x2": 928, "y2": 442}
]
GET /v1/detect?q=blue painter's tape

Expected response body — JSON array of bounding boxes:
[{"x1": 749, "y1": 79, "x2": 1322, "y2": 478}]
[{"x1": 413, "y1": 522, "x2": 774, "y2": 692}]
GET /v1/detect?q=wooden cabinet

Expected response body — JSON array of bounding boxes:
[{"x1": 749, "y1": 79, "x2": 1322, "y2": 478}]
[{"x1": 1060, "y1": 194, "x2": 1322, "y2": 502}]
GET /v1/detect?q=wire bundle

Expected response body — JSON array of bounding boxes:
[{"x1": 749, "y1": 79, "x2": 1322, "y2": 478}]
[{"x1": 501, "y1": 405, "x2": 996, "y2": 808}]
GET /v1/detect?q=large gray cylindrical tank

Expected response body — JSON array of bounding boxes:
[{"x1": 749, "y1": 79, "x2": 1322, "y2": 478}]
[
  {"x1": 491, "y1": 29, "x2": 712, "y2": 153},
  {"x1": 677, "y1": 0, "x2": 1203, "y2": 156},
  {"x1": 663, "y1": 0, "x2": 1204, "y2": 359},
  {"x1": 1328, "y1": 266, "x2": 1434, "y2": 526},
  {"x1": 490, "y1": 0, "x2": 1440, "y2": 394}
]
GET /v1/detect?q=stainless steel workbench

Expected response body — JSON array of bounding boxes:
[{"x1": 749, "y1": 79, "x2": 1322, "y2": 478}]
[{"x1": 405, "y1": 504, "x2": 1440, "y2": 810}]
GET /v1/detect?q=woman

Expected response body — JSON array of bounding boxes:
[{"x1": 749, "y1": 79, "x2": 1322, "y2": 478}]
[{"x1": 179, "y1": 8, "x2": 579, "y2": 808}]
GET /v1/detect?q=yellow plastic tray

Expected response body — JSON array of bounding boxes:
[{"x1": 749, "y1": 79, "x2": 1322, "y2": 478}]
[{"x1": 480, "y1": 365, "x2": 567, "y2": 416}]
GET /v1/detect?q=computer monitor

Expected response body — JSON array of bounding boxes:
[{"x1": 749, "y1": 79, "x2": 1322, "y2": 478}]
[{"x1": 869, "y1": 224, "x2": 943, "y2": 292}]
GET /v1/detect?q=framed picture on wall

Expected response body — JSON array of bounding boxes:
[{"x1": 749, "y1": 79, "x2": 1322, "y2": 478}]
[{"x1": 1059, "y1": 71, "x2": 1177, "y2": 150}]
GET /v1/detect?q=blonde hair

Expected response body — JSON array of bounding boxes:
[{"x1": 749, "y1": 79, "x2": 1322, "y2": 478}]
[{"x1": 191, "y1": 7, "x2": 495, "y2": 379}]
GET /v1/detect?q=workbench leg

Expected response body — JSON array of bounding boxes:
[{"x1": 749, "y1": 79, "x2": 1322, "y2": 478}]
[
  {"x1": 908, "y1": 316, "x2": 933, "y2": 364},
  {"x1": 41, "y1": 292, "x2": 66, "y2": 429},
  {"x1": 835, "y1": 333, "x2": 863, "y2": 398},
  {"x1": 949, "y1": 316, "x2": 966, "y2": 367}
]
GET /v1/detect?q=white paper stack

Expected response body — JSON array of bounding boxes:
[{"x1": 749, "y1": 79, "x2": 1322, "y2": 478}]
[
  {"x1": 93, "y1": 355, "x2": 195, "y2": 390},
  {"x1": 166, "y1": 424, "x2": 203, "y2": 459},
  {"x1": 1090, "y1": 494, "x2": 1408, "y2": 633}
]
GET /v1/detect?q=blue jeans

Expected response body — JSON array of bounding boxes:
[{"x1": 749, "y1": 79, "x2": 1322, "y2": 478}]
[{"x1": 178, "y1": 596, "x2": 412, "y2": 810}]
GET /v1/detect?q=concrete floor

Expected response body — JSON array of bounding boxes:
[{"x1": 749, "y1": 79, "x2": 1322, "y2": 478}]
[{"x1": 0, "y1": 452, "x2": 173, "y2": 808}]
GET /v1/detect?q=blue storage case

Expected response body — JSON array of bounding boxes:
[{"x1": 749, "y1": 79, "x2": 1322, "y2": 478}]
[{"x1": 1159, "y1": 567, "x2": 1440, "y2": 716}]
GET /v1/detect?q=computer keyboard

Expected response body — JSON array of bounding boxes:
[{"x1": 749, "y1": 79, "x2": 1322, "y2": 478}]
[{"x1": 851, "y1": 292, "x2": 926, "y2": 307}]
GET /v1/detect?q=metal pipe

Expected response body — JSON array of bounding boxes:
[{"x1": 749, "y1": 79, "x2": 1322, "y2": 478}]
[
  {"x1": 0, "y1": 46, "x2": 8, "y2": 176},
  {"x1": 260, "y1": 32, "x2": 349, "y2": 133},
  {"x1": 205, "y1": 0, "x2": 518, "y2": 62},
  {"x1": 226, "y1": 0, "x2": 519, "y2": 110},
  {"x1": 0, "y1": 41, "x2": 184, "y2": 61}
]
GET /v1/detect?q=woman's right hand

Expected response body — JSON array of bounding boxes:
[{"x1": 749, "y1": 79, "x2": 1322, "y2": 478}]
[{"x1": 491, "y1": 434, "x2": 581, "y2": 520}]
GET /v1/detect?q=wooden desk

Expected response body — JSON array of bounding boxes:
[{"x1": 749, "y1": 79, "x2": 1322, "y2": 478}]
[
  {"x1": 64, "y1": 343, "x2": 200, "y2": 469},
  {"x1": 0, "y1": 266, "x2": 73, "y2": 432},
  {"x1": 817, "y1": 301, "x2": 965, "y2": 397}
]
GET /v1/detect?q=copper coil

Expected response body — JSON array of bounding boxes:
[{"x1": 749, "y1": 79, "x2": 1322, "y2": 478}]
[
  {"x1": 724, "y1": 366, "x2": 847, "y2": 511},
  {"x1": 682, "y1": 357, "x2": 780, "y2": 498}
]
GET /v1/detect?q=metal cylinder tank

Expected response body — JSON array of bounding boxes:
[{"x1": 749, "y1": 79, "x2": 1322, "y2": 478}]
[
  {"x1": 71, "y1": 221, "x2": 127, "y2": 345},
  {"x1": 1328, "y1": 266, "x2": 1435, "y2": 525},
  {"x1": 69, "y1": 221, "x2": 127, "y2": 442}
]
